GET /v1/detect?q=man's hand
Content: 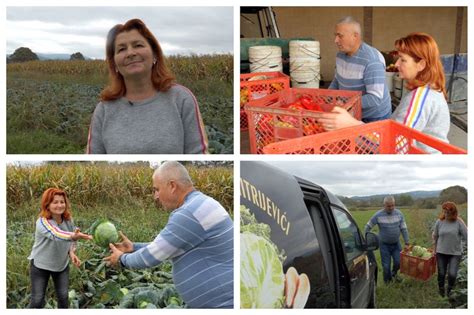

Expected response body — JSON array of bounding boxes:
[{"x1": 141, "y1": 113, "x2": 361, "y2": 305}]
[
  {"x1": 71, "y1": 228, "x2": 93, "y2": 241},
  {"x1": 103, "y1": 243, "x2": 124, "y2": 268},
  {"x1": 284, "y1": 267, "x2": 310, "y2": 308},
  {"x1": 316, "y1": 106, "x2": 363, "y2": 131},
  {"x1": 69, "y1": 251, "x2": 82, "y2": 268},
  {"x1": 113, "y1": 231, "x2": 134, "y2": 253}
]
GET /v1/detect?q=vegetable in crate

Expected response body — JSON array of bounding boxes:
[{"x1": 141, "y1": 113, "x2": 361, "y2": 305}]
[
  {"x1": 287, "y1": 94, "x2": 323, "y2": 112},
  {"x1": 411, "y1": 245, "x2": 431, "y2": 258}
]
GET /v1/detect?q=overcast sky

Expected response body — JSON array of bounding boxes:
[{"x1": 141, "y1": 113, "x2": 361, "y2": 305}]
[
  {"x1": 6, "y1": 6, "x2": 233, "y2": 59},
  {"x1": 266, "y1": 161, "x2": 467, "y2": 197}
]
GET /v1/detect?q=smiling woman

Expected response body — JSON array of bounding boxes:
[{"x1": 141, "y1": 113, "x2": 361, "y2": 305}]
[{"x1": 87, "y1": 19, "x2": 208, "y2": 154}]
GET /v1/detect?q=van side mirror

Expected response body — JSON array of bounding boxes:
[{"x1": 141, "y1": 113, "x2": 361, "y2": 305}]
[{"x1": 365, "y1": 232, "x2": 379, "y2": 251}]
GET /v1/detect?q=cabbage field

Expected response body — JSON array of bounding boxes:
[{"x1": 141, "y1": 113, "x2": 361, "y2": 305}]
[
  {"x1": 6, "y1": 162, "x2": 233, "y2": 308},
  {"x1": 352, "y1": 206, "x2": 467, "y2": 308},
  {"x1": 7, "y1": 55, "x2": 233, "y2": 154}
]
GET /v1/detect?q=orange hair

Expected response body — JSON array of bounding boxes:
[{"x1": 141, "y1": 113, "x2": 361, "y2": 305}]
[
  {"x1": 100, "y1": 18, "x2": 175, "y2": 101},
  {"x1": 395, "y1": 32, "x2": 447, "y2": 99},
  {"x1": 439, "y1": 201, "x2": 458, "y2": 222},
  {"x1": 39, "y1": 188, "x2": 72, "y2": 221}
]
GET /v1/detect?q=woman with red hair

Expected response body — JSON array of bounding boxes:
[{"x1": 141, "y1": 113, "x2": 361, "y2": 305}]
[
  {"x1": 317, "y1": 33, "x2": 450, "y2": 153},
  {"x1": 432, "y1": 201, "x2": 467, "y2": 297},
  {"x1": 87, "y1": 18, "x2": 208, "y2": 154},
  {"x1": 28, "y1": 188, "x2": 92, "y2": 308}
]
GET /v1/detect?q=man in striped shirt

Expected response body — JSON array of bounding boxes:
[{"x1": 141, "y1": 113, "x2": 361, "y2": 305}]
[
  {"x1": 105, "y1": 161, "x2": 234, "y2": 308},
  {"x1": 365, "y1": 196, "x2": 409, "y2": 283},
  {"x1": 330, "y1": 16, "x2": 391, "y2": 122}
]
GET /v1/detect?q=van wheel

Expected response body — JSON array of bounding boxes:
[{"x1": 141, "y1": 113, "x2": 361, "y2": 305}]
[{"x1": 367, "y1": 279, "x2": 376, "y2": 308}]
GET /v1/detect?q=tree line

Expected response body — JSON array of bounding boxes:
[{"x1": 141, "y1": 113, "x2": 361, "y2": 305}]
[
  {"x1": 7, "y1": 47, "x2": 85, "y2": 63},
  {"x1": 339, "y1": 185, "x2": 467, "y2": 209}
]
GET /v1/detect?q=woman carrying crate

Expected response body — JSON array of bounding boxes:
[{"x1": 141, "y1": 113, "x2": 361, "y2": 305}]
[
  {"x1": 432, "y1": 201, "x2": 467, "y2": 297},
  {"x1": 317, "y1": 33, "x2": 450, "y2": 154}
]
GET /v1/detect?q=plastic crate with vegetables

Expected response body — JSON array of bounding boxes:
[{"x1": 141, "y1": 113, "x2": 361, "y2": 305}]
[
  {"x1": 245, "y1": 88, "x2": 361, "y2": 154},
  {"x1": 400, "y1": 245, "x2": 437, "y2": 281}
]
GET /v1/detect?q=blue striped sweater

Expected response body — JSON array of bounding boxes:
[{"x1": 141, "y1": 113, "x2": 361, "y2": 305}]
[
  {"x1": 364, "y1": 209, "x2": 409, "y2": 245},
  {"x1": 120, "y1": 190, "x2": 234, "y2": 308},
  {"x1": 329, "y1": 42, "x2": 391, "y2": 121}
]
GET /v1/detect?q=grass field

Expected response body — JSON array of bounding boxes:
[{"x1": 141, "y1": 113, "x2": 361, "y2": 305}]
[
  {"x1": 6, "y1": 162, "x2": 233, "y2": 308},
  {"x1": 351, "y1": 206, "x2": 467, "y2": 308},
  {"x1": 7, "y1": 56, "x2": 233, "y2": 154}
]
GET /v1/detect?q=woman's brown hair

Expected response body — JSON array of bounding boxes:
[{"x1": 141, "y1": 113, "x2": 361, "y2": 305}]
[
  {"x1": 439, "y1": 201, "x2": 458, "y2": 222},
  {"x1": 395, "y1": 32, "x2": 447, "y2": 99},
  {"x1": 39, "y1": 188, "x2": 72, "y2": 221},
  {"x1": 100, "y1": 18, "x2": 175, "y2": 101}
]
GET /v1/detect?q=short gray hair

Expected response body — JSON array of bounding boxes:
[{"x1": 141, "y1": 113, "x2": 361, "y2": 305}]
[
  {"x1": 337, "y1": 16, "x2": 362, "y2": 36},
  {"x1": 383, "y1": 196, "x2": 395, "y2": 204},
  {"x1": 153, "y1": 161, "x2": 193, "y2": 186}
]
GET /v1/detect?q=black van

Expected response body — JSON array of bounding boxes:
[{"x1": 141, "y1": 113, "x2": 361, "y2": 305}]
[{"x1": 240, "y1": 161, "x2": 379, "y2": 308}]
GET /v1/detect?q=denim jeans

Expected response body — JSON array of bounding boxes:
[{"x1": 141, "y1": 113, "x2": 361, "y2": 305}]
[
  {"x1": 380, "y1": 242, "x2": 401, "y2": 283},
  {"x1": 28, "y1": 260, "x2": 69, "y2": 308},
  {"x1": 436, "y1": 253, "x2": 461, "y2": 294},
  {"x1": 362, "y1": 111, "x2": 391, "y2": 123}
]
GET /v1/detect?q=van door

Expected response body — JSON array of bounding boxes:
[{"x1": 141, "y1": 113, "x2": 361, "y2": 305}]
[{"x1": 332, "y1": 206, "x2": 371, "y2": 308}]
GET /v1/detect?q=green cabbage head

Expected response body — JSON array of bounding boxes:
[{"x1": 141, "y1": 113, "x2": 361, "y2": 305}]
[
  {"x1": 94, "y1": 221, "x2": 119, "y2": 248},
  {"x1": 240, "y1": 232, "x2": 284, "y2": 308}
]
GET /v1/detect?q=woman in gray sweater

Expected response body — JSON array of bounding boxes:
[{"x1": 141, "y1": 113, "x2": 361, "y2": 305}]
[
  {"x1": 433, "y1": 201, "x2": 467, "y2": 297},
  {"x1": 28, "y1": 188, "x2": 92, "y2": 308},
  {"x1": 87, "y1": 19, "x2": 208, "y2": 154}
]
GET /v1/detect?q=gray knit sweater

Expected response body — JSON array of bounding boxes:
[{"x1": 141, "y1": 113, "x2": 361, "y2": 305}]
[
  {"x1": 28, "y1": 218, "x2": 75, "y2": 272},
  {"x1": 433, "y1": 219, "x2": 467, "y2": 256},
  {"x1": 88, "y1": 84, "x2": 208, "y2": 154}
]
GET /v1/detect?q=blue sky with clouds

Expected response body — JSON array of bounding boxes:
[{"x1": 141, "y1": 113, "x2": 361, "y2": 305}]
[{"x1": 265, "y1": 161, "x2": 467, "y2": 197}]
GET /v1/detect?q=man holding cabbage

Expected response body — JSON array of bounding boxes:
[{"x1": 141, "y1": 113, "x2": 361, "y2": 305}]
[
  {"x1": 365, "y1": 196, "x2": 410, "y2": 283},
  {"x1": 104, "y1": 161, "x2": 234, "y2": 308}
]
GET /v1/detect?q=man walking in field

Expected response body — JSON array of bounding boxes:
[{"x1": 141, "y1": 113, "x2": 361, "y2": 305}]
[
  {"x1": 365, "y1": 196, "x2": 409, "y2": 283},
  {"x1": 104, "y1": 161, "x2": 234, "y2": 308}
]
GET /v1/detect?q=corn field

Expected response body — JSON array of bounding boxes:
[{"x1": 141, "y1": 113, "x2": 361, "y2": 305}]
[
  {"x1": 7, "y1": 54, "x2": 233, "y2": 83},
  {"x1": 7, "y1": 162, "x2": 233, "y2": 212}
]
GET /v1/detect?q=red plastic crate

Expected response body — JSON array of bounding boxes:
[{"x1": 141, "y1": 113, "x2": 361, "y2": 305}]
[
  {"x1": 240, "y1": 72, "x2": 290, "y2": 131},
  {"x1": 262, "y1": 120, "x2": 467, "y2": 154},
  {"x1": 400, "y1": 248, "x2": 437, "y2": 281},
  {"x1": 240, "y1": 109, "x2": 248, "y2": 131},
  {"x1": 245, "y1": 88, "x2": 362, "y2": 154}
]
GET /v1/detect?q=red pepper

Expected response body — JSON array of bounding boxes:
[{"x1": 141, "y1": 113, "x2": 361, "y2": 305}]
[{"x1": 299, "y1": 95, "x2": 314, "y2": 109}]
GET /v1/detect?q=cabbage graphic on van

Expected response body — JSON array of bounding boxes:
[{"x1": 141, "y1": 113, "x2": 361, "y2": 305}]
[{"x1": 240, "y1": 206, "x2": 310, "y2": 308}]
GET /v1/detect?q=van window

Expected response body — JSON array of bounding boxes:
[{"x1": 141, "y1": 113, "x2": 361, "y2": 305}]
[{"x1": 332, "y1": 207, "x2": 363, "y2": 262}]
